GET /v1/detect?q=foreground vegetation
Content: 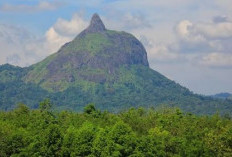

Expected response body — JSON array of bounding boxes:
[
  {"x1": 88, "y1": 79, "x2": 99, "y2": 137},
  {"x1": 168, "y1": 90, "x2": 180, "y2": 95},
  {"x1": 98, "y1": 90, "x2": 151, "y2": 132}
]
[{"x1": 0, "y1": 100, "x2": 232, "y2": 157}]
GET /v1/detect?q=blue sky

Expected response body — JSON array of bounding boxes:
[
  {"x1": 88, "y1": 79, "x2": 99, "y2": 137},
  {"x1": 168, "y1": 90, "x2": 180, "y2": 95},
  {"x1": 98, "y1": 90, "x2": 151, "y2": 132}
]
[{"x1": 0, "y1": 0, "x2": 232, "y2": 95}]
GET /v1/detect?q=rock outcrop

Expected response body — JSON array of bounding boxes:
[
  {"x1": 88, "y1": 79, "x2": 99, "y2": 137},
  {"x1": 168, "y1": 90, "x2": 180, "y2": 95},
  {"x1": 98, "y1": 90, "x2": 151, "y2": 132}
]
[{"x1": 25, "y1": 13, "x2": 149, "y2": 89}]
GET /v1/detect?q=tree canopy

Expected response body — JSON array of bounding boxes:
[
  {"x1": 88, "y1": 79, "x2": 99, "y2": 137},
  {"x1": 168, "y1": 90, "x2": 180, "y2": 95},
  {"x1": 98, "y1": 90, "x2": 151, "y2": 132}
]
[{"x1": 0, "y1": 103, "x2": 232, "y2": 156}]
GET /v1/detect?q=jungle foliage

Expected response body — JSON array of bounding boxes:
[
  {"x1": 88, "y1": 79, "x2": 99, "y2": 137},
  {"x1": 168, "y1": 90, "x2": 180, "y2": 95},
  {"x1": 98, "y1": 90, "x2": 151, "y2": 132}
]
[{"x1": 0, "y1": 101, "x2": 232, "y2": 157}]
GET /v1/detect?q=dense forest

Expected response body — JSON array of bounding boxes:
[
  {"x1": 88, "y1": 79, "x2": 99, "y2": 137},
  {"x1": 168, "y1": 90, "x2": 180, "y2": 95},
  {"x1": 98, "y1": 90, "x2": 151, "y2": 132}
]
[
  {"x1": 0, "y1": 100, "x2": 232, "y2": 156},
  {"x1": 1, "y1": 64, "x2": 232, "y2": 115}
]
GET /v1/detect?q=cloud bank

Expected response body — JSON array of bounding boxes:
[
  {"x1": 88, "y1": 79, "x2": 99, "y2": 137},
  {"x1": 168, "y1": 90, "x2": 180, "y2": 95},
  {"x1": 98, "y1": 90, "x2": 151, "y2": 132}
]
[
  {"x1": 174, "y1": 17, "x2": 232, "y2": 68},
  {"x1": 0, "y1": 13, "x2": 87, "y2": 66}
]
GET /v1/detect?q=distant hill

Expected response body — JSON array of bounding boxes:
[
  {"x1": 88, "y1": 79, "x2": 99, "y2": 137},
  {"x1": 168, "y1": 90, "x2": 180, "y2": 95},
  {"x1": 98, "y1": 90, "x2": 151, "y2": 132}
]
[
  {"x1": 211, "y1": 93, "x2": 232, "y2": 100},
  {"x1": 0, "y1": 14, "x2": 232, "y2": 114}
]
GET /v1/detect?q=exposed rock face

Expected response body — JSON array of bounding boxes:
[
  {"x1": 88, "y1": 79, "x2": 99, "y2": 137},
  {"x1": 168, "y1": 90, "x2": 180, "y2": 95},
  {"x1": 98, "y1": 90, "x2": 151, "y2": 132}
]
[
  {"x1": 80, "y1": 13, "x2": 106, "y2": 34},
  {"x1": 25, "y1": 13, "x2": 149, "y2": 90}
]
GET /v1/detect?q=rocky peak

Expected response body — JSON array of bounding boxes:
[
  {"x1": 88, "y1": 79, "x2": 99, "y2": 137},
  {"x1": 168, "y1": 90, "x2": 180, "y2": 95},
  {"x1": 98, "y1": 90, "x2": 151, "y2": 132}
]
[
  {"x1": 57, "y1": 13, "x2": 149, "y2": 71},
  {"x1": 85, "y1": 13, "x2": 106, "y2": 33},
  {"x1": 25, "y1": 13, "x2": 150, "y2": 89}
]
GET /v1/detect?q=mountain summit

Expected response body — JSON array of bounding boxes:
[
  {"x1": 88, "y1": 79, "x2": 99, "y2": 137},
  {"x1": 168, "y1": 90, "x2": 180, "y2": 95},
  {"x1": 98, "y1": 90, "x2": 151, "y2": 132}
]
[
  {"x1": 24, "y1": 13, "x2": 149, "y2": 91},
  {"x1": 85, "y1": 13, "x2": 106, "y2": 33},
  {"x1": 0, "y1": 13, "x2": 232, "y2": 114}
]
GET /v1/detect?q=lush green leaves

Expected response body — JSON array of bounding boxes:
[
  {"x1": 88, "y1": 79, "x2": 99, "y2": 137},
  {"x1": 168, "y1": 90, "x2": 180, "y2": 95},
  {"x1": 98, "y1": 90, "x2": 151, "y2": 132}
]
[{"x1": 0, "y1": 105, "x2": 232, "y2": 156}]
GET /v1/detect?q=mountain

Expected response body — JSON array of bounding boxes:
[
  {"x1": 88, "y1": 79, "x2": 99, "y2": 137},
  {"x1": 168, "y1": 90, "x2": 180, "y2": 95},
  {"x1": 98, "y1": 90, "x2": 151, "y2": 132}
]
[
  {"x1": 24, "y1": 14, "x2": 149, "y2": 92},
  {"x1": 0, "y1": 14, "x2": 232, "y2": 114},
  {"x1": 211, "y1": 93, "x2": 232, "y2": 100}
]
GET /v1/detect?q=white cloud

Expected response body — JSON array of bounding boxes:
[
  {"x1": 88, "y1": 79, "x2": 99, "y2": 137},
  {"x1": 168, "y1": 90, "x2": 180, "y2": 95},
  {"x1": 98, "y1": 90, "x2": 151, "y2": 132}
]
[
  {"x1": 199, "y1": 53, "x2": 232, "y2": 68},
  {"x1": 114, "y1": 14, "x2": 232, "y2": 70},
  {"x1": 172, "y1": 17, "x2": 232, "y2": 68},
  {"x1": 121, "y1": 13, "x2": 151, "y2": 29},
  {"x1": 45, "y1": 27, "x2": 71, "y2": 53},
  {"x1": 195, "y1": 22, "x2": 232, "y2": 39},
  {"x1": 176, "y1": 20, "x2": 206, "y2": 43},
  {"x1": 45, "y1": 13, "x2": 88, "y2": 53},
  {"x1": 176, "y1": 20, "x2": 192, "y2": 37},
  {"x1": 176, "y1": 16, "x2": 232, "y2": 41},
  {"x1": 147, "y1": 44, "x2": 180, "y2": 63},
  {"x1": 0, "y1": 13, "x2": 88, "y2": 67},
  {"x1": 0, "y1": 1, "x2": 62, "y2": 12},
  {"x1": 53, "y1": 13, "x2": 88, "y2": 37},
  {"x1": 0, "y1": 24, "x2": 38, "y2": 66}
]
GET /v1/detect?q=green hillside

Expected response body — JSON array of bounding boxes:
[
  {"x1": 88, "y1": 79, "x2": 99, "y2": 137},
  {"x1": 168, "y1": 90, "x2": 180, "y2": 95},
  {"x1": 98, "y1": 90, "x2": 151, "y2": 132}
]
[
  {"x1": 1, "y1": 62, "x2": 231, "y2": 114},
  {"x1": 212, "y1": 93, "x2": 232, "y2": 100},
  {"x1": 0, "y1": 14, "x2": 232, "y2": 115}
]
